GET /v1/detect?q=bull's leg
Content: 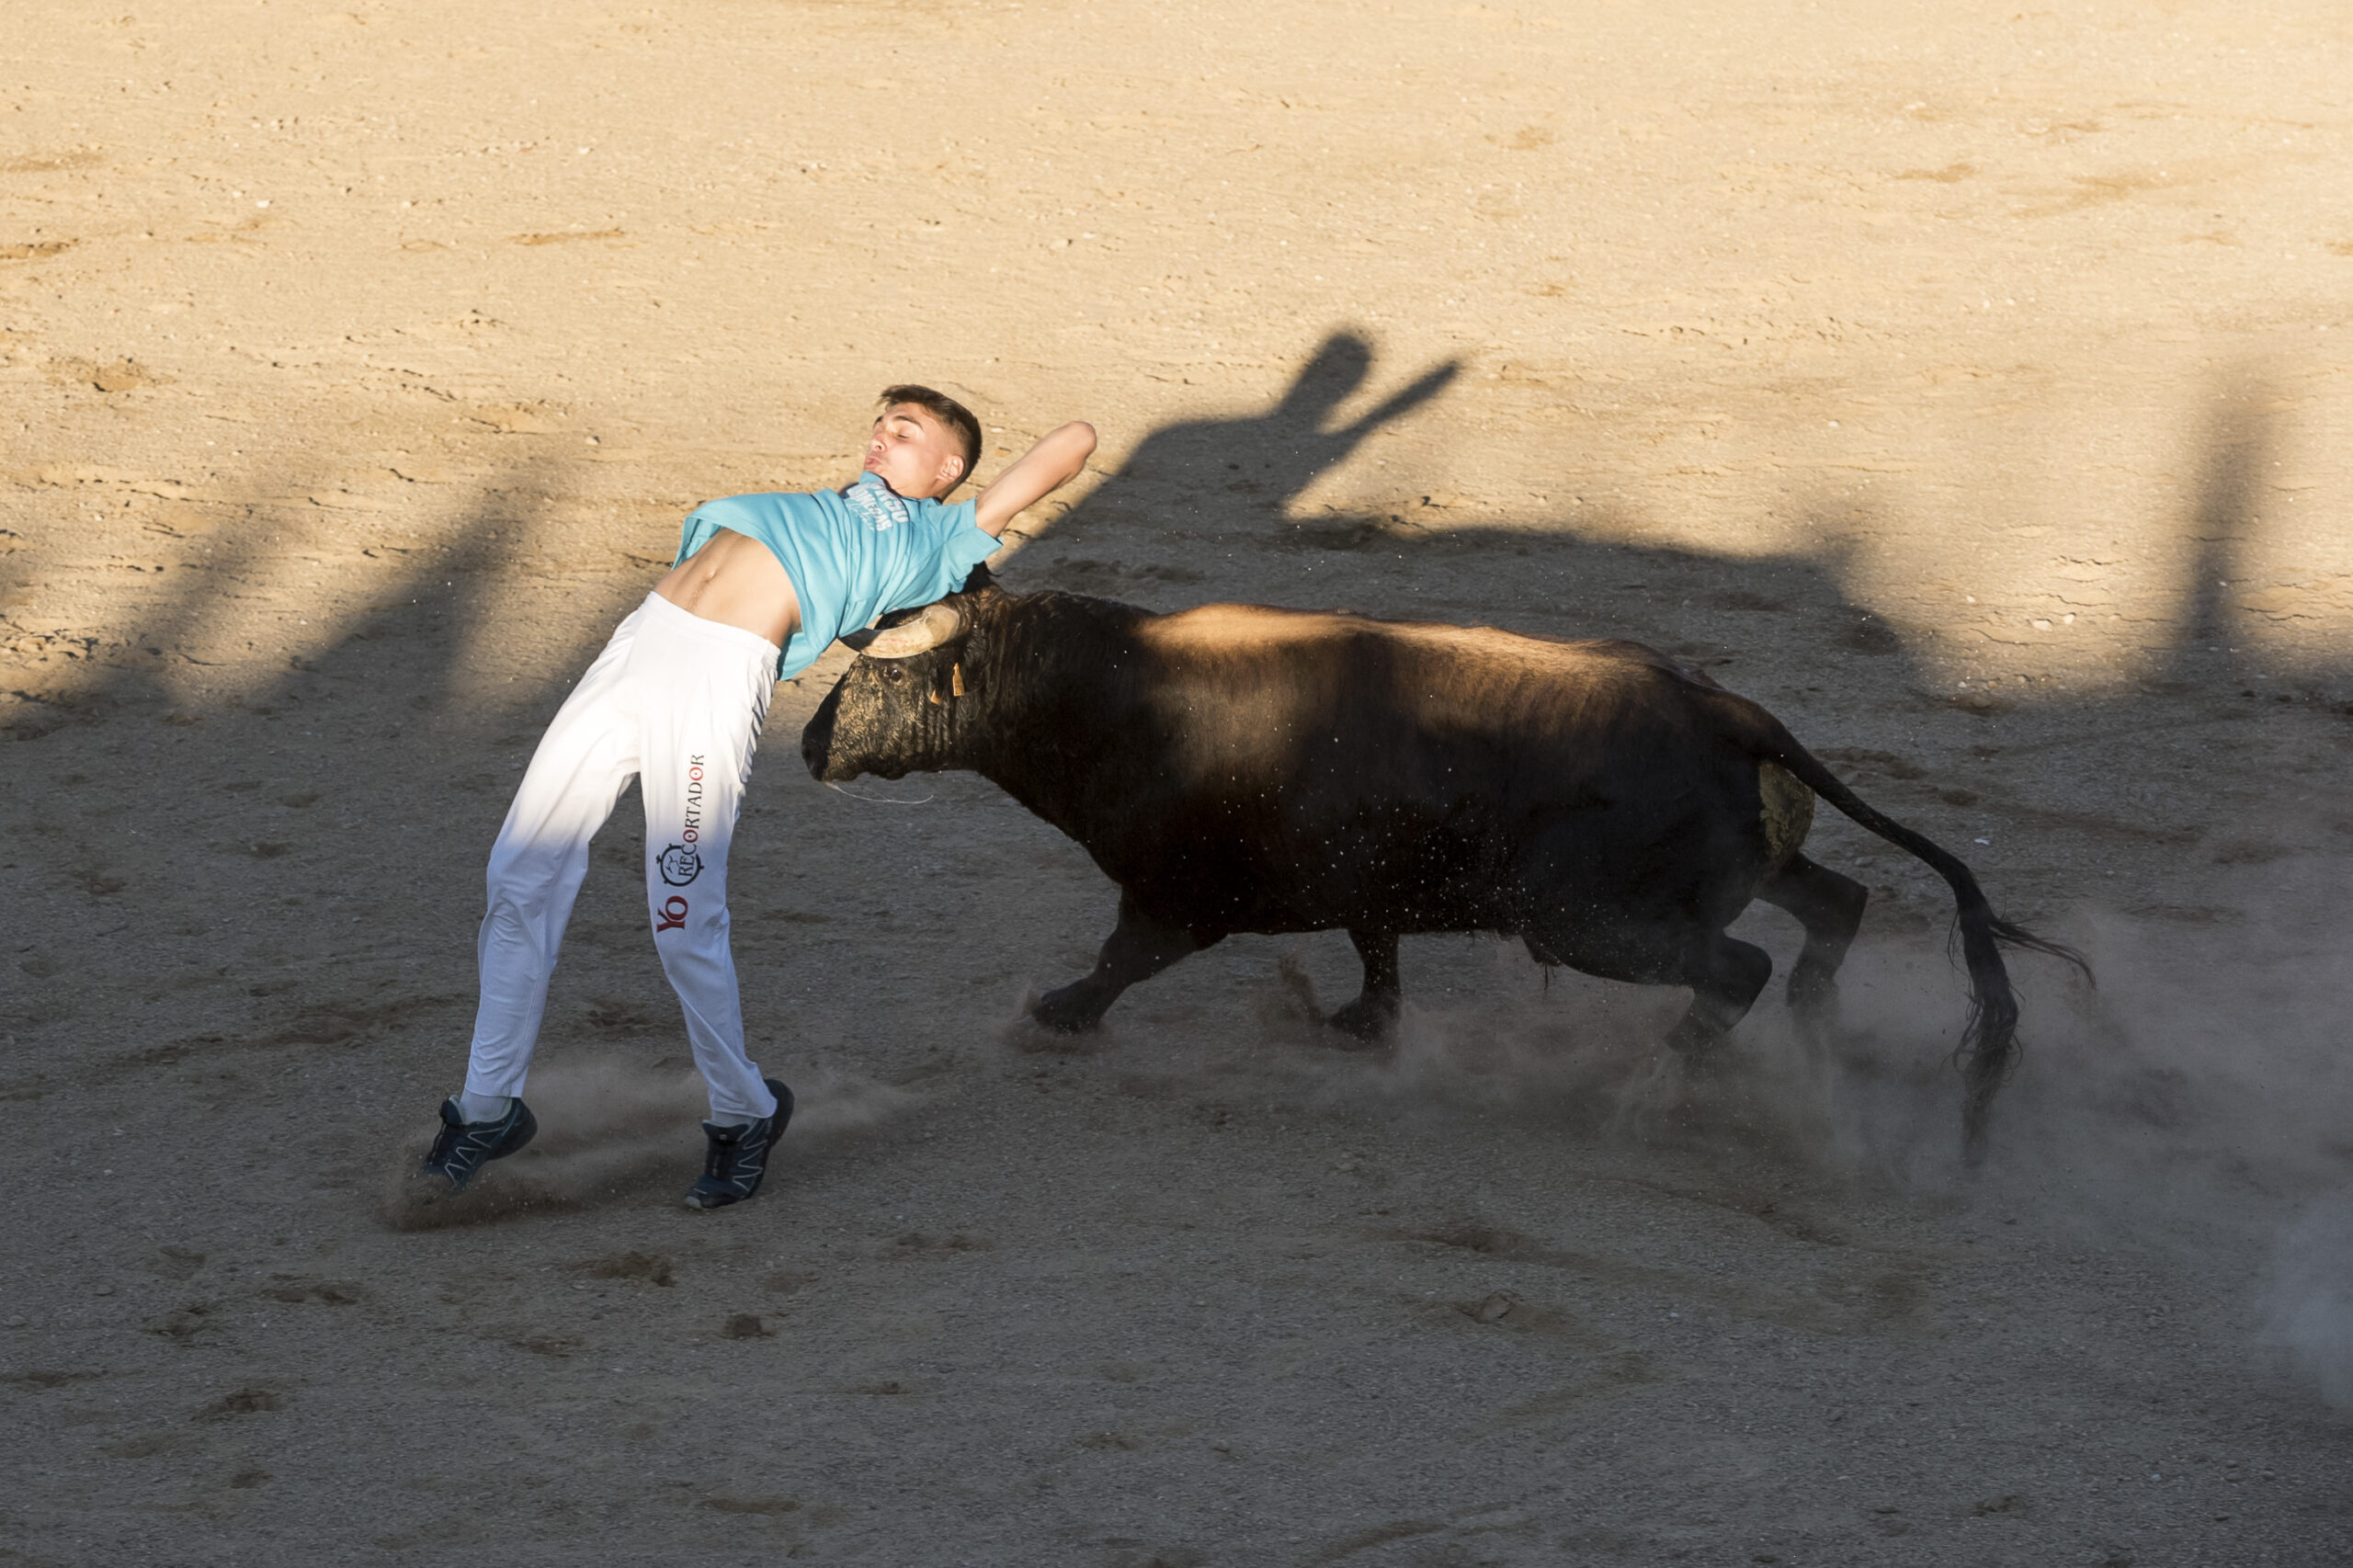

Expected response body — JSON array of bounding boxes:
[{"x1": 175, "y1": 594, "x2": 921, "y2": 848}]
[
  {"x1": 1325, "y1": 928, "x2": 1401, "y2": 1044},
  {"x1": 1030, "y1": 893, "x2": 1212, "y2": 1033},
  {"x1": 1755, "y1": 853, "x2": 1868, "y2": 1027},
  {"x1": 1662, "y1": 931, "x2": 1774, "y2": 1058},
  {"x1": 1524, "y1": 907, "x2": 1772, "y2": 1060}
]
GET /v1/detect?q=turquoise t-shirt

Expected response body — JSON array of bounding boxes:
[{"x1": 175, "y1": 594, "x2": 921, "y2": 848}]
[{"x1": 672, "y1": 473, "x2": 999, "y2": 681}]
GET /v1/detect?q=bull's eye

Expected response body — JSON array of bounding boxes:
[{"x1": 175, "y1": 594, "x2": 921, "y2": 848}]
[{"x1": 881, "y1": 665, "x2": 905, "y2": 684}]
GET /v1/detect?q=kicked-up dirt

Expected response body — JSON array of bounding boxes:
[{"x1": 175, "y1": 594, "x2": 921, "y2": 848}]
[{"x1": 4, "y1": 1, "x2": 2352, "y2": 1562}]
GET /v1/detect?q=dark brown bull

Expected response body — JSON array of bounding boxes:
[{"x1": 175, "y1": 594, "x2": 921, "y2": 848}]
[{"x1": 801, "y1": 569, "x2": 2086, "y2": 1155}]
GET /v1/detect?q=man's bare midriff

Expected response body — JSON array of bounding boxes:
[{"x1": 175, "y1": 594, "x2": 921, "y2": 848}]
[{"x1": 651, "y1": 528, "x2": 802, "y2": 650}]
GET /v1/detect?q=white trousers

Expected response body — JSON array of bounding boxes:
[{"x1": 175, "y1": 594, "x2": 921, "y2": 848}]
[{"x1": 466, "y1": 593, "x2": 780, "y2": 1121}]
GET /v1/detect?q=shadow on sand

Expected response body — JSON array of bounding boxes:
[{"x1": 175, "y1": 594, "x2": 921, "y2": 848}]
[{"x1": 7, "y1": 333, "x2": 2349, "y2": 1199}]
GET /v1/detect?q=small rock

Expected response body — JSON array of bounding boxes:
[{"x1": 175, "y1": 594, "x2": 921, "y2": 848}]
[
  {"x1": 722, "y1": 1313, "x2": 772, "y2": 1340},
  {"x1": 94, "y1": 1284, "x2": 115, "y2": 1297},
  {"x1": 5, "y1": 1314, "x2": 27, "y2": 1327}
]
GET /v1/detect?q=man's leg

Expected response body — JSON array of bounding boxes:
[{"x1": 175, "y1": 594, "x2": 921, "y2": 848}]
[
  {"x1": 425, "y1": 612, "x2": 647, "y2": 1190},
  {"x1": 634, "y1": 611, "x2": 779, "y2": 1127},
  {"x1": 463, "y1": 620, "x2": 642, "y2": 1104}
]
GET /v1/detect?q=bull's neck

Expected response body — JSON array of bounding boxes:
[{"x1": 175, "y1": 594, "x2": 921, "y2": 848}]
[{"x1": 965, "y1": 594, "x2": 1153, "y2": 834}]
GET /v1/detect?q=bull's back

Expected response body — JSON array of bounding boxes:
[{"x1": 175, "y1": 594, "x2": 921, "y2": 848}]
[
  {"x1": 1136, "y1": 604, "x2": 1724, "y2": 773},
  {"x1": 1101, "y1": 605, "x2": 1757, "y2": 930}
]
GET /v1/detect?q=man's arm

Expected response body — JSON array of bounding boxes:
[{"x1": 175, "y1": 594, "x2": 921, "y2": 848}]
[{"x1": 973, "y1": 422, "x2": 1097, "y2": 540}]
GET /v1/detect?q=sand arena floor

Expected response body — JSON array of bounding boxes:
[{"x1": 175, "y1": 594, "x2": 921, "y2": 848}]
[{"x1": 4, "y1": 1, "x2": 2353, "y2": 1562}]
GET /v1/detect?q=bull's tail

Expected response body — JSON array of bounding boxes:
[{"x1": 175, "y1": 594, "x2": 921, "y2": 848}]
[{"x1": 1743, "y1": 712, "x2": 2091, "y2": 1160}]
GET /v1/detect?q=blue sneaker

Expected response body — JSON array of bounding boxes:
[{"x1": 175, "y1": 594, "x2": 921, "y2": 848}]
[
  {"x1": 420, "y1": 1097, "x2": 537, "y2": 1191},
  {"x1": 684, "y1": 1079, "x2": 793, "y2": 1210}
]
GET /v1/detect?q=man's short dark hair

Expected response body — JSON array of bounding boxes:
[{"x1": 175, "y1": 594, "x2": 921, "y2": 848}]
[{"x1": 879, "y1": 384, "x2": 983, "y2": 494}]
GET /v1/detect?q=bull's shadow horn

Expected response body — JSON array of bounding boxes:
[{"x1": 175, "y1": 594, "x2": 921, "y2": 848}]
[{"x1": 849, "y1": 601, "x2": 964, "y2": 659}]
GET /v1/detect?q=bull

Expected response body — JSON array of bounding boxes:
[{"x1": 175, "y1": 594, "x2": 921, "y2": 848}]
[{"x1": 801, "y1": 568, "x2": 2086, "y2": 1154}]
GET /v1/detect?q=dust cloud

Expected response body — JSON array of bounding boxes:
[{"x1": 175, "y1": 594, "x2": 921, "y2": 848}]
[
  {"x1": 1203, "y1": 846, "x2": 2353, "y2": 1417},
  {"x1": 2268, "y1": 1188, "x2": 2353, "y2": 1415}
]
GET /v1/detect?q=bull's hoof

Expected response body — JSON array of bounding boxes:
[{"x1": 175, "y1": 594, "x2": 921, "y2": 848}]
[
  {"x1": 1029, "y1": 983, "x2": 1108, "y2": 1035},
  {"x1": 1960, "y1": 1089, "x2": 1995, "y2": 1170},
  {"x1": 1670, "y1": 1046, "x2": 1728, "y2": 1081},
  {"x1": 1664, "y1": 1024, "x2": 1706, "y2": 1057},
  {"x1": 1324, "y1": 994, "x2": 1399, "y2": 1046},
  {"x1": 1785, "y1": 965, "x2": 1840, "y2": 1029}
]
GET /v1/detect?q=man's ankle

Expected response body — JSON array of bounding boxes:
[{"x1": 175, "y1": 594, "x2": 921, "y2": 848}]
[{"x1": 457, "y1": 1090, "x2": 514, "y2": 1123}]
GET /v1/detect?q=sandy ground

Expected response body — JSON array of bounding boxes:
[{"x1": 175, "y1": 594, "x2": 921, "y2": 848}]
[{"x1": 6, "y1": 0, "x2": 2353, "y2": 1562}]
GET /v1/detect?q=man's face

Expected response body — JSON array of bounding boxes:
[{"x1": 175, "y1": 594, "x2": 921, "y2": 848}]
[{"x1": 861, "y1": 403, "x2": 967, "y2": 500}]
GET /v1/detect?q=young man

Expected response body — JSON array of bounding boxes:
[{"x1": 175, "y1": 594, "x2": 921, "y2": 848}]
[{"x1": 423, "y1": 386, "x2": 1097, "y2": 1208}]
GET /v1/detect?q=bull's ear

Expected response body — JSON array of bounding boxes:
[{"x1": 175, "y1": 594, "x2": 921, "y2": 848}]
[{"x1": 961, "y1": 562, "x2": 1004, "y2": 601}]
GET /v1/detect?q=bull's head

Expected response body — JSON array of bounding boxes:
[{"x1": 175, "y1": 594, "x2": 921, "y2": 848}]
[{"x1": 801, "y1": 569, "x2": 1001, "y2": 783}]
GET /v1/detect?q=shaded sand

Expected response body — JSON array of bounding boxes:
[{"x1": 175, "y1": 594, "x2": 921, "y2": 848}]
[{"x1": 5, "y1": 0, "x2": 2353, "y2": 1562}]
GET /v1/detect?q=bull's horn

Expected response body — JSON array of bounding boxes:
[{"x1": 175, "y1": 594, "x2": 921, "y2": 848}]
[{"x1": 859, "y1": 600, "x2": 964, "y2": 659}]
